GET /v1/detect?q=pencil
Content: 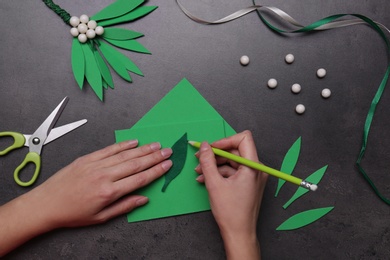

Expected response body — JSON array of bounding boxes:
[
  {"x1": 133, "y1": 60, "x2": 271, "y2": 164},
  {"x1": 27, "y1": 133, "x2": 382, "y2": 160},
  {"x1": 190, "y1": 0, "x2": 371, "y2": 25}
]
[{"x1": 188, "y1": 141, "x2": 318, "y2": 191}]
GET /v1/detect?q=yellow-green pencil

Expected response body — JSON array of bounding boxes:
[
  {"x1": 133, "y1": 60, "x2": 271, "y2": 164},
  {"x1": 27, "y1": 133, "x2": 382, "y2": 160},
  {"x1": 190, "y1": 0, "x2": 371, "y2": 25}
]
[{"x1": 188, "y1": 141, "x2": 318, "y2": 191}]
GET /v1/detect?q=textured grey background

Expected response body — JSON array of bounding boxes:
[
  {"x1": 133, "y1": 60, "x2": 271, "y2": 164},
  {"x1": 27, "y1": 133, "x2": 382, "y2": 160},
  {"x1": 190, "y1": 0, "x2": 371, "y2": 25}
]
[{"x1": 1, "y1": 0, "x2": 390, "y2": 259}]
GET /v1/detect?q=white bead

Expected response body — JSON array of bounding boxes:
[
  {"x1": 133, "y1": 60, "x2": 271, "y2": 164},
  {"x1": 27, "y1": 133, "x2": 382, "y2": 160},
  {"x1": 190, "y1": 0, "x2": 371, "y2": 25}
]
[
  {"x1": 240, "y1": 55, "x2": 250, "y2": 66},
  {"x1": 77, "y1": 23, "x2": 88, "y2": 34},
  {"x1": 285, "y1": 54, "x2": 294, "y2": 64},
  {"x1": 321, "y1": 88, "x2": 331, "y2": 98},
  {"x1": 78, "y1": 33, "x2": 87, "y2": 43},
  {"x1": 69, "y1": 16, "x2": 80, "y2": 27},
  {"x1": 295, "y1": 104, "x2": 305, "y2": 114},
  {"x1": 86, "y1": 29, "x2": 96, "y2": 39},
  {"x1": 95, "y1": 26, "x2": 104, "y2": 35},
  {"x1": 87, "y1": 20, "x2": 97, "y2": 29},
  {"x1": 70, "y1": 27, "x2": 79, "y2": 37},
  {"x1": 79, "y1": 14, "x2": 89, "y2": 24},
  {"x1": 317, "y1": 68, "x2": 326, "y2": 78},
  {"x1": 267, "y1": 78, "x2": 277, "y2": 89},
  {"x1": 291, "y1": 83, "x2": 301, "y2": 94}
]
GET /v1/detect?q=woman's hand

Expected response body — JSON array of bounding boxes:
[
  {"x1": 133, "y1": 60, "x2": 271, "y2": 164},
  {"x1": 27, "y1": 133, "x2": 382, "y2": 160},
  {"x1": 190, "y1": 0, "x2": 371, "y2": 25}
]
[
  {"x1": 195, "y1": 131, "x2": 267, "y2": 260},
  {"x1": 0, "y1": 140, "x2": 172, "y2": 256}
]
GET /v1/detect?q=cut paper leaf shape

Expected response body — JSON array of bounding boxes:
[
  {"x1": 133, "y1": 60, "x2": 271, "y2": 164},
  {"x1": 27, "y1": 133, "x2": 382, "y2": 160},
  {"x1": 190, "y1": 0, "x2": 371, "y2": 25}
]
[
  {"x1": 283, "y1": 165, "x2": 328, "y2": 209},
  {"x1": 275, "y1": 137, "x2": 301, "y2": 197},
  {"x1": 276, "y1": 207, "x2": 334, "y2": 231},
  {"x1": 162, "y1": 133, "x2": 188, "y2": 192},
  {"x1": 68, "y1": 0, "x2": 157, "y2": 101}
]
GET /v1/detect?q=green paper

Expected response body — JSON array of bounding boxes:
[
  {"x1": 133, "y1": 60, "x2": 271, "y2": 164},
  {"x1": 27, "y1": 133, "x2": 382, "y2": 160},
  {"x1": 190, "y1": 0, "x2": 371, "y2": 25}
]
[
  {"x1": 93, "y1": 48, "x2": 114, "y2": 89},
  {"x1": 98, "y1": 41, "x2": 132, "y2": 82},
  {"x1": 275, "y1": 137, "x2": 301, "y2": 197},
  {"x1": 91, "y1": 0, "x2": 143, "y2": 22},
  {"x1": 283, "y1": 165, "x2": 328, "y2": 209},
  {"x1": 276, "y1": 207, "x2": 334, "y2": 230},
  {"x1": 99, "y1": 40, "x2": 144, "y2": 77},
  {"x1": 71, "y1": 38, "x2": 85, "y2": 89},
  {"x1": 103, "y1": 28, "x2": 144, "y2": 40},
  {"x1": 97, "y1": 6, "x2": 158, "y2": 27},
  {"x1": 80, "y1": 43, "x2": 103, "y2": 100},
  {"x1": 162, "y1": 133, "x2": 188, "y2": 192},
  {"x1": 103, "y1": 38, "x2": 151, "y2": 54},
  {"x1": 115, "y1": 78, "x2": 236, "y2": 222}
]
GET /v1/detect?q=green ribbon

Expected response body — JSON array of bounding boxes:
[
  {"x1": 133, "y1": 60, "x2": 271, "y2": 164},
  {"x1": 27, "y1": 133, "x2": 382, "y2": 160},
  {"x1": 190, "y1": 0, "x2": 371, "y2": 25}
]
[{"x1": 176, "y1": 0, "x2": 390, "y2": 205}]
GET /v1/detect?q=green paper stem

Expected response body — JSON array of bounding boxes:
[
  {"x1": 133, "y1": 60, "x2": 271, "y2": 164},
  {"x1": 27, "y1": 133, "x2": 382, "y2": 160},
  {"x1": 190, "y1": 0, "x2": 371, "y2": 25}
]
[
  {"x1": 283, "y1": 165, "x2": 328, "y2": 209},
  {"x1": 42, "y1": 0, "x2": 71, "y2": 24},
  {"x1": 276, "y1": 207, "x2": 334, "y2": 231},
  {"x1": 91, "y1": 0, "x2": 144, "y2": 22},
  {"x1": 275, "y1": 137, "x2": 301, "y2": 197},
  {"x1": 97, "y1": 6, "x2": 158, "y2": 27},
  {"x1": 162, "y1": 133, "x2": 188, "y2": 192}
]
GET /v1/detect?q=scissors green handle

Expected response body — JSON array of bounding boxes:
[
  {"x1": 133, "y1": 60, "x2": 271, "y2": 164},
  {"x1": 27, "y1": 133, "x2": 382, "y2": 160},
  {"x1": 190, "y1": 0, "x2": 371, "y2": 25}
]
[
  {"x1": 0, "y1": 132, "x2": 26, "y2": 155},
  {"x1": 14, "y1": 152, "x2": 41, "y2": 187}
]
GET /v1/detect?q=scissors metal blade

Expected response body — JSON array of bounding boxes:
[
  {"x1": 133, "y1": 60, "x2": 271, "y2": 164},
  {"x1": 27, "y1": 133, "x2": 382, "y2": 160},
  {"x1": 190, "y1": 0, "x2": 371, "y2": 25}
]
[
  {"x1": 24, "y1": 119, "x2": 87, "y2": 146},
  {"x1": 28, "y1": 97, "x2": 69, "y2": 154}
]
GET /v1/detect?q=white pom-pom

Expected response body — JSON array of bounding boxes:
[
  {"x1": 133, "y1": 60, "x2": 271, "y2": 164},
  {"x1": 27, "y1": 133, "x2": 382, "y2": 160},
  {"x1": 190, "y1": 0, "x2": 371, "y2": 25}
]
[
  {"x1": 291, "y1": 83, "x2": 301, "y2": 94},
  {"x1": 86, "y1": 29, "x2": 96, "y2": 39},
  {"x1": 95, "y1": 26, "x2": 104, "y2": 35},
  {"x1": 321, "y1": 88, "x2": 331, "y2": 98},
  {"x1": 77, "y1": 23, "x2": 88, "y2": 34},
  {"x1": 87, "y1": 20, "x2": 97, "y2": 29},
  {"x1": 69, "y1": 16, "x2": 80, "y2": 27},
  {"x1": 240, "y1": 55, "x2": 250, "y2": 66},
  {"x1": 285, "y1": 54, "x2": 294, "y2": 64},
  {"x1": 317, "y1": 68, "x2": 326, "y2": 78},
  {"x1": 70, "y1": 27, "x2": 79, "y2": 37},
  {"x1": 79, "y1": 14, "x2": 89, "y2": 24},
  {"x1": 295, "y1": 104, "x2": 305, "y2": 114},
  {"x1": 267, "y1": 78, "x2": 278, "y2": 89},
  {"x1": 78, "y1": 33, "x2": 87, "y2": 43}
]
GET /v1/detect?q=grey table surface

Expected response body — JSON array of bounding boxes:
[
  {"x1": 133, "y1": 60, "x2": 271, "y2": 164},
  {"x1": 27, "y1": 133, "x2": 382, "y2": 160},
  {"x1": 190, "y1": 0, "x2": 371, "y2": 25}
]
[{"x1": 1, "y1": 0, "x2": 390, "y2": 259}]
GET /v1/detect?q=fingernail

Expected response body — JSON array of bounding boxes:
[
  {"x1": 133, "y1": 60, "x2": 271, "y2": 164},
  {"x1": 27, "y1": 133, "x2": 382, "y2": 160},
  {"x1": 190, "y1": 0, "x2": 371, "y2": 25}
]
[
  {"x1": 161, "y1": 148, "x2": 173, "y2": 158},
  {"x1": 127, "y1": 139, "x2": 138, "y2": 147},
  {"x1": 194, "y1": 164, "x2": 200, "y2": 171},
  {"x1": 136, "y1": 197, "x2": 149, "y2": 206},
  {"x1": 194, "y1": 151, "x2": 199, "y2": 157},
  {"x1": 150, "y1": 142, "x2": 161, "y2": 151},
  {"x1": 196, "y1": 175, "x2": 205, "y2": 182},
  {"x1": 200, "y1": 142, "x2": 209, "y2": 152},
  {"x1": 162, "y1": 160, "x2": 173, "y2": 171}
]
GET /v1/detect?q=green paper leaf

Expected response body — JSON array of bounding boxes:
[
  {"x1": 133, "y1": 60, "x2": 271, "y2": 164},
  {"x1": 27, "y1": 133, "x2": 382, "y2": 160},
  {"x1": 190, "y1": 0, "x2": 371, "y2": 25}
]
[
  {"x1": 80, "y1": 43, "x2": 103, "y2": 101},
  {"x1": 71, "y1": 38, "x2": 85, "y2": 89},
  {"x1": 97, "y1": 6, "x2": 158, "y2": 27},
  {"x1": 91, "y1": 0, "x2": 144, "y2": 22},
  {"x1": 98, "y1": 41, "x2": 132, "y2": 82},
  {"x1": 103, "y1": 38, "x2": 151, "y2": 54},
  {"x1": 283, "y1": 165, "x2": 328, "y2": 209},
  {"x1": 103, "y1": 28, "x2": 144, "y2": 40},
  {"x1": 93, "y1": 48, "x2": 114, "y2": 89},
  {"x1": 98, "y1": 40, "x2": 143, "y2": 76},
  {"x1": 162, "y1": 133, "x2": 188, "y2": 192},
  {"x1": 276, "y1": 207, "x2": 334, "y2": 230},
  {"x1": 275, "y1": 137, "x2": 301, "y2": 197}
]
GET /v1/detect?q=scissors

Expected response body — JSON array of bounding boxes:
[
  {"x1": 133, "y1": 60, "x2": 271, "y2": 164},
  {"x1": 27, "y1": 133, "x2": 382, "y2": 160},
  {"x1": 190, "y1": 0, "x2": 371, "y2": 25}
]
[{"x1": 0, "y1": 97, "x2": 87, "y2": 187}]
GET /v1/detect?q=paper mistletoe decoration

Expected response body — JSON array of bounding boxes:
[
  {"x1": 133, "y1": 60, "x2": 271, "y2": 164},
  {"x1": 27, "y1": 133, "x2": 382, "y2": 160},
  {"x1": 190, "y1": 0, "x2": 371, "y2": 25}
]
[{"x1": 43, "y1": 0, "x2": 157, "y2": 101}]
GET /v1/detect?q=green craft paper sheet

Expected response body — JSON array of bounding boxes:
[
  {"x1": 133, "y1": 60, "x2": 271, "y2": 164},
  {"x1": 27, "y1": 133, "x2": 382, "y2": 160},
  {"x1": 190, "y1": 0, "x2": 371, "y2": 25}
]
[
  {"x1": 115, "y1": 78, "x2": 236, "y2": 222},
  {"x1": 116, "y1": 120, "x2": 226, "y2": 222}
]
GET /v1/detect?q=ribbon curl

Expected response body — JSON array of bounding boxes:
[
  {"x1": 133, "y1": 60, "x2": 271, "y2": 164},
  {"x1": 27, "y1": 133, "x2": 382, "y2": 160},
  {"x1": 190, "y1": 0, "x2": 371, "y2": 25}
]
[{"x1": 176, "y1": 0, "x2": 390, "y2": 205}]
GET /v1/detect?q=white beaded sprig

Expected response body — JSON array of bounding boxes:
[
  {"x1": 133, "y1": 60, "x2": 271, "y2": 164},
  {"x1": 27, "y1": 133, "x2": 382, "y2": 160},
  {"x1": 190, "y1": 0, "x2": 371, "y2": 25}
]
[{"x1": 69, "y1": 15, "x2": 104, "y2": 43}]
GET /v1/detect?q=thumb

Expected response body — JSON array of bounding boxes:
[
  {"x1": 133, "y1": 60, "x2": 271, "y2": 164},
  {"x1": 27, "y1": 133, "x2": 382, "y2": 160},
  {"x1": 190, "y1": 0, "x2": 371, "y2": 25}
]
[{"x1": 199, "y1": 142, "x2": 221, "y2": 187}]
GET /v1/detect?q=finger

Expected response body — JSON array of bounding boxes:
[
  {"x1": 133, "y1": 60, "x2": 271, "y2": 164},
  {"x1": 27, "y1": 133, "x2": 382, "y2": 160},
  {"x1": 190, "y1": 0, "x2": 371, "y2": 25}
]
[
  {"x1": 107, "y1": 148, "x2": 172, "y2": 181},
  {"x1": 196, "y1": 165, "x2": 235, "y2": 183},
  {"x1": 198, "y1": 142, "x2": 222, "y2": 188},
  {"x1": 100, "y1": 142, "x2": 163, "y2": 168},
  {"x1": 93, "y1": 195, "x2": 149, "y2": 224},
  {"x1": 83, "y1": 140, "x2": 139, "y2": 162},
  {"x1": 211, "y1": 130, "x2": 259, "y2": 162},
  {"x1": 114, "y1": 160, "x2": 173, "y2": 196}
]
